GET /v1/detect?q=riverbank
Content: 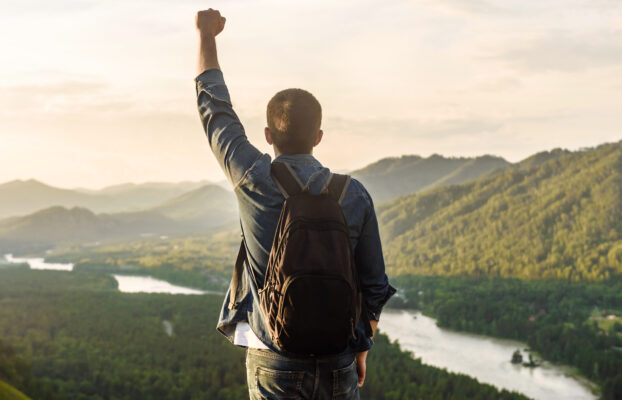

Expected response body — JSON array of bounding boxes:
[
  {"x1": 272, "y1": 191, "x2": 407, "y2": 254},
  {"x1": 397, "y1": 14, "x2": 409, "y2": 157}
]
[
  {"x1": 0, "y1": 268, "x2": 529, "y2": 400},
  {"x1": 387, "y1": 275, "x2": 622, "y2": 399},
  {"x1": 381, "y1": 309, "x2": 598, "y2": 400},
  {"x1": 2, "y1": 253, "x2": 608, "y2": 399}
]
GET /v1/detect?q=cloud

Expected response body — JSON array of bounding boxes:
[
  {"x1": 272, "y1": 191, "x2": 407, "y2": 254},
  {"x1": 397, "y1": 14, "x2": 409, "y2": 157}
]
[
  {"x1": 0, "y1": 78, "x2": 196, "y2": 119},
  {"x1": 416, "y1": 0, "x2": 565, "y2": 17},
  {"x1": 422, "y1": 0, "x2": 619, "y2": 17},
  {"x1": 0, "y1": 80, "x2": 116, "y2": 118},
  {"x1": 1, "y1": 0, "x2": 100, "y2": 15},
  {"x1": 493, "y1": 30, "x2": 622, "y2": 72},
  {"x1": 422, "y1": 0, "x2": 513, "y2": 15},
  {"x1": 1, "y1": 81, "x2": 106, "y2": 95}
]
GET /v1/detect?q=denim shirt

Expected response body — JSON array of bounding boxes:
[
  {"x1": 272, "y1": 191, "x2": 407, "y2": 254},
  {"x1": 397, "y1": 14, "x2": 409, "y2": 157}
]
[{"x1": 195, "y1": 69, "x2": 396, "y2": 355}]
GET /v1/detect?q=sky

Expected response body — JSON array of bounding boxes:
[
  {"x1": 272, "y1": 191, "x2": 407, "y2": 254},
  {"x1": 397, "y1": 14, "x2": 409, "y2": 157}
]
[{"x1": 1, "y1": 0, "x2": 621, "y2": 189}]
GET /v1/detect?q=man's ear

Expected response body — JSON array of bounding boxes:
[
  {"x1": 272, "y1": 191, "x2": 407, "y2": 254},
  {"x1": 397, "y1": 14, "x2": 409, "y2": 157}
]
[
  {"x1": 313, "y1": 130, "x2": 323, "y2": 147},
  {"x1": 265, "y1": 127, "x2": 273, "y2": 145}
]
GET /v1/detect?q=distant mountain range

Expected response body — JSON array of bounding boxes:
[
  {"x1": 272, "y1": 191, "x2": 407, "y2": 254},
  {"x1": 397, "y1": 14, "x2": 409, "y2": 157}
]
[
  {"x1": 1, "y1": 154, "x2": 509, "y2": 221},
  {"x1": 0, "y1": 180, "x2": 210, "y2": 219},
  {"x1": 350, "y1": 154, "x2": 511, "y2": 203},
  {"x1": 377, "y1": 141, "x2": 622, "y2": 280},
  {"x1": 0, "y1": 184, "x2": 237, "y2": 253},
  {"x1": 2, "y1": 144, "x2": 617, "y2": 271}
]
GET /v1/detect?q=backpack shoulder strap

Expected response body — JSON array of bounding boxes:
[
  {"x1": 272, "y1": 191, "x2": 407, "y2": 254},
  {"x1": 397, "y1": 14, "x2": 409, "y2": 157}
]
[
  {"x1": 324, "y1": 173, "x2": 351, "y2": 205},
  {"x1": 271, "y1": 162, "x2": 304, "y2": 198}
]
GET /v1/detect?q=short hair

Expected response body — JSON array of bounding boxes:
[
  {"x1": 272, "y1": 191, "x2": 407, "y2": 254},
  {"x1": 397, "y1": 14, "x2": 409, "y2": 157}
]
[{"x1": 266, "y1": 88, "x2": 322, "y2": 154}]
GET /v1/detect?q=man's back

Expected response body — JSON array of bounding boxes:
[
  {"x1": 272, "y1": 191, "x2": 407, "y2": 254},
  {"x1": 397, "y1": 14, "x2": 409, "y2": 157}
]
[{"x1": 194, "y1": 9, "x2": 395, "y2": 399}]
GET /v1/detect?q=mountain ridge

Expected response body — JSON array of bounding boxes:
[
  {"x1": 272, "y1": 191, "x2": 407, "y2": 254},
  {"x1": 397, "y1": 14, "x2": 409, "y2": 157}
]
[
  {"x1": 0, "y1": 184, "x2": 237, "y2": 252},
  {"x1": 377, "y1": 140, "x2": 622, "y2": 280},
  {"x1": 351, "y1": 153, "x2": 511, "y2": 203},
  {"x1": 0, "y1": 179, "x2": 213, "y2": 219}
]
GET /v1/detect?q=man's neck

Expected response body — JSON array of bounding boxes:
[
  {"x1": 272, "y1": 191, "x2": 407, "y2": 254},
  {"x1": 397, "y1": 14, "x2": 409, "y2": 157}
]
[{"x1": 273, "y1": 148, "x2": 313, "y2": 158}]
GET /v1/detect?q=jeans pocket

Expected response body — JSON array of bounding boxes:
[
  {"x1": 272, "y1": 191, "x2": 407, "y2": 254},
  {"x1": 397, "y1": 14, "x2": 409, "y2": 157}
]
[
  {"x1": 332, "y1": 360, "x2": 359, "y2": 400},
  {"x1": 254, "y1": 366, "x2": 305, "y2": 399}
]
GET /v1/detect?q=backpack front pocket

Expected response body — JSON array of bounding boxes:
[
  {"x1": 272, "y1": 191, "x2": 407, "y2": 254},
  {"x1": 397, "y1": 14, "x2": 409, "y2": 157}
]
[{"x1": 275, "y1": 273, "x2": 354, "y2": 355}]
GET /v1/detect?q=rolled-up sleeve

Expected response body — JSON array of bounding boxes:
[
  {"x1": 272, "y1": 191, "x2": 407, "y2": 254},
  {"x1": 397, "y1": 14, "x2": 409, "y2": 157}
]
[
  {"x1": 355, "y1": 189, "x2": 396, "y2": 321},
  {"x1": 195, "y1": 69, "x2": 262, "y2": 187}
]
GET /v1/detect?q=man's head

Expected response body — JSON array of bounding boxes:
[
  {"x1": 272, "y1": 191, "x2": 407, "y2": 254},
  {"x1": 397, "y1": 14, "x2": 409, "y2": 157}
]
[{"x1": 265, "y1": 88, "x2": 323, "y2": 155}]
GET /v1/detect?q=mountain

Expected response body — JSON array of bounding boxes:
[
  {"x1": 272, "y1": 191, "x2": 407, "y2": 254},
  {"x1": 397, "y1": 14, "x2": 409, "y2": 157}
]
[
  {"x1": 74, "y1": 181, "x2": 208, "y2": 196},
  {"x1": 0, "y1": 180, "x2": 210, "y2": 219},
  {"x1": 0, "y1": 184, "x2": 237, "y2": 253},
  {"x1": 0, "y1": 206, "x2": 174, "y2": 252},
  {"x1": 0, "y1": 154, "x2": 508, "y2": 218},
  {"x1": 351, "y1": 154, "x2": 510, "y2": 203},
  {"x1": 377, "y1": 141, "x2": 622, "y2": 280},
  {"x1": 515, "y1": 148, "x2": 572, "y2": 170},
  {"x1": 0, "y1": 180, "x2": 96, "y2": 219},
  {"x1": 149, "y1": 184, "x2": 237, "y2": 227}
]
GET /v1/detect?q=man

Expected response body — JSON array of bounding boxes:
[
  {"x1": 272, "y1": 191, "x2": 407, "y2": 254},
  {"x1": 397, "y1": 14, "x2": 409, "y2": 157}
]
[{"x1": 194, "y1": 9, "x2": 395, "y2": 400}]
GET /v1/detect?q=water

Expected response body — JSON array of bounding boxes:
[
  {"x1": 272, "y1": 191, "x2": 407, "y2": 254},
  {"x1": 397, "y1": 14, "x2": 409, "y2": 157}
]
[
  {"x1": 111, "y1": 274, "x2": 207, "y2": 295},
  {"x1": 4, "y1": 254, "x2": 73, "y2": 271},
  {"x1": 380, "y1": 309, "x2": 598, "y2": 400},
  {"x1": 2, "y1": 253, "x2": 216, "y2": 295},
  {"x1": 2, "y1": 253, "x2": 599, "y2": 399}
]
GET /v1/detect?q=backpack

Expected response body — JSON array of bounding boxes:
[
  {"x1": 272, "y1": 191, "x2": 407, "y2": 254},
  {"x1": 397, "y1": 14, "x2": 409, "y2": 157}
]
[{"x1": 233, "y1": 161, "x2": 364, "y2": 356}]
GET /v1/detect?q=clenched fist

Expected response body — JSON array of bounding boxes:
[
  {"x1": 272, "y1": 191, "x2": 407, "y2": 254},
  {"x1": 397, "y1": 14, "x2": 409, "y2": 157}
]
[{"x1": 195, "y1": 9, "x2": 226, "y2": 37}]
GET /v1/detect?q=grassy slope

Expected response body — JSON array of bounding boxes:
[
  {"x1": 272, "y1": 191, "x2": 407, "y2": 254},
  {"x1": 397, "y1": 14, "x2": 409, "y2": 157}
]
[{"x1": 0, "y1": 381, "x2": 30, "y2": 400}]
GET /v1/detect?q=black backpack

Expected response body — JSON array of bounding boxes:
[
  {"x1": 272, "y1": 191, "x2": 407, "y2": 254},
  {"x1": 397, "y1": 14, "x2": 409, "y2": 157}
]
[{"x1": 231, "y1": 161, "x2": 365, "y2": 356}]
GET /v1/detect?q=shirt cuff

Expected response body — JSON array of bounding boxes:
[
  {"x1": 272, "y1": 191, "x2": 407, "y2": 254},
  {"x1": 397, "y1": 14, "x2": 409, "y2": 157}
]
[
  {"x1": 195, "y1": 68, "x2": 232, "y2": 105},
  {"x1": 367, "y1": 284, "x2": 397, "y2": 321},
  {"x1": 195, "y1": 68, "x2": 224, "y2": 84}
]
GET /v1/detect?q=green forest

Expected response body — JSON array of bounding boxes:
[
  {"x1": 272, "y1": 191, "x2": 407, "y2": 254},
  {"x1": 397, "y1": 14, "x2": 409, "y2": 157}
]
[
  {"x1": 45, "y1": 231, "x2": 239, "y2": 292},
  {"x1": 0, "y1": 268, "x2": 528, "y2": 400},
  {"x1": 378, "y1": 141, "x2": 622, "y2": 280},
  {"x1": 3, "y1": 142, "x2": 622, "y2": 399},
  {"x1": 388, "y1": 275, "x2": 622, "y2": 399}
]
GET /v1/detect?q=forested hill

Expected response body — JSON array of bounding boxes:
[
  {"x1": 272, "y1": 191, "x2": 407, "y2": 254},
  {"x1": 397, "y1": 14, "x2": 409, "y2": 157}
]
[
  {"x1": 0, "y1": 340, "x2": 30, "y2": 400},
  {"x1": 377, "y1": 141, "x2": 622, "y2": 280},
  {"x1": 351, "y1": 154, "x2": 510, "y2": 203}
]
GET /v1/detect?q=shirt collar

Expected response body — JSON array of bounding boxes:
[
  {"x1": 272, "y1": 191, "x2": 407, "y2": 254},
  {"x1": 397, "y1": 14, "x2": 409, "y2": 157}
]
[{"x1": 273, "y1": 154, "x2": 323, "y2": 167}]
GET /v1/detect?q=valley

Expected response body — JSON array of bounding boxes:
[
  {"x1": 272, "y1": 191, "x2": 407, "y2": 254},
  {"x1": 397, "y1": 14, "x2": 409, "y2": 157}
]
[{"x1": 2, "y1": 141, "x2": 622, "y2": 399}]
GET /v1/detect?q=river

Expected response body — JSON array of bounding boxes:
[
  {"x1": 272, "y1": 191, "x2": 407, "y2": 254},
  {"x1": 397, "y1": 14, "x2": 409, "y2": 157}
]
[
  {"x1": 3, "y1": 254, "x2": 599, "y2": 399},
  {"x1": 4, "y1": 253, "x2": 73, "y2": 271},
  {"x1": 111, "y1": 274, "x2": 209, "y2": 295},
  {"x1": 380, "y1": 309, "x2": 597, "y2": 400},
  {"x1": 2, "y1": 254, "x2": 216, "y2": 295}
]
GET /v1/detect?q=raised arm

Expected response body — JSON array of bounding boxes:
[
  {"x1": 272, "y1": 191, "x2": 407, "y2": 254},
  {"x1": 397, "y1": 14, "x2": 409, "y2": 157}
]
[
  {"x1": 195, "y1": 9, "x2": 224, "y2": 74},
  {"x1": 195, "y1": 9, "x2": 263, "y2": 186}
]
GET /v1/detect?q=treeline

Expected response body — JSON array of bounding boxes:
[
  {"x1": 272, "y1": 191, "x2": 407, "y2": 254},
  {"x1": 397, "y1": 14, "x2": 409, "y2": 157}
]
[
  {"x1": 0, "y1": 269, "x2": 528, "y2": 400},
  {"x1": 0, "y1": 269, "x2": 247, "y2": 400},
  {"x1": 377, "y1": 141, "x2": 622, "y2": 280},
  {"x1": 46, "y1": 232, "x2": 239, "y2": 291},
  {"x1": 389, "y1": 275, "x2": 622, "y2": 399}
]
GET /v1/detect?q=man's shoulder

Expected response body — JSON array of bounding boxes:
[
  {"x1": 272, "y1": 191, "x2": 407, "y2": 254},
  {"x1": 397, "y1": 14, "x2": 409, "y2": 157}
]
[
  {"x1": 237, "y1": 156, "x2": 374, "y2": 209},
  {"x1": 340, "y1": 176, "x2": 374, "y2": 212}
]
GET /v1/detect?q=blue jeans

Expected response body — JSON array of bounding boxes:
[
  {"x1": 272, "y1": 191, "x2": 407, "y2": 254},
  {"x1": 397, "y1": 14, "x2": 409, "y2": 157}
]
[{"x1": 245, "y1": 348, "x2": 360, "y2": 400}]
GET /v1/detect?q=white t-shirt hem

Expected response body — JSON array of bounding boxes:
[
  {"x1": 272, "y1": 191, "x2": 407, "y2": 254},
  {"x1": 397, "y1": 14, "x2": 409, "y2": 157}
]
[{"x1": 233, "y1": 322, "x2": 269, "y2": 349}]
